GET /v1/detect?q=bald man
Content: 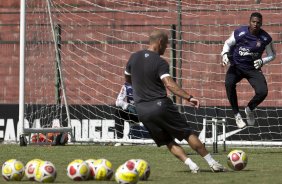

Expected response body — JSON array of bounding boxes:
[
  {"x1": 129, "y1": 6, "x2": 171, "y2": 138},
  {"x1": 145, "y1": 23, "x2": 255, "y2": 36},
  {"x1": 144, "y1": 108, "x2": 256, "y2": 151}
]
[{"x1": 125, "y1": 30, "x2": 225, "y2": 173}]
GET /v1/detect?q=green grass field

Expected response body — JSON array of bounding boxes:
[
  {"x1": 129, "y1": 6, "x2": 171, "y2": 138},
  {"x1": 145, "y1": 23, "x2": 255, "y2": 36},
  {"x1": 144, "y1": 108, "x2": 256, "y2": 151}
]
[{"x1": 1, "y1": 144, "x2": 282, "y2": 184}]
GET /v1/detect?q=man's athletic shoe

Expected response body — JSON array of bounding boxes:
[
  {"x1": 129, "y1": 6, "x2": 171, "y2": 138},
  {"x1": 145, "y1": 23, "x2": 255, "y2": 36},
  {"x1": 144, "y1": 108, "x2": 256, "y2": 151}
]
[
  {"x1": 210, "y1": 161, "x2": 226, "y2": 172},
  {"x1": 190, "y1": 166, "x2": 200, "y2": 174},
  {"x1": 235, "y1": 113, "x2": 246, "y2": 129},
  {"x1": 245, "y1": 107, "x2": 255, "y2": 126}
]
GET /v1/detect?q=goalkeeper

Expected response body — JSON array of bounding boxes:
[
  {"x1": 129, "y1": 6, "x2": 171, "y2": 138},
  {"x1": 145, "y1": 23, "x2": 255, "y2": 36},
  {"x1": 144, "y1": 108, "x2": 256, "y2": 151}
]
[
  {"x1": 221, "y1": 12, "x2": 276, "y2": 128},
  {"x1": 114, "y1": 75, "x2": 139, "y2": 145}
]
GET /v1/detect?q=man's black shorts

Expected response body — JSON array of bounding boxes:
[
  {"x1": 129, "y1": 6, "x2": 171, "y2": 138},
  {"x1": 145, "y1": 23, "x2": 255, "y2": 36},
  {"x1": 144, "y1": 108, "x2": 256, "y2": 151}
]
[{"x1": 136, "y1": 97, "x2": 193, "y2": 146}]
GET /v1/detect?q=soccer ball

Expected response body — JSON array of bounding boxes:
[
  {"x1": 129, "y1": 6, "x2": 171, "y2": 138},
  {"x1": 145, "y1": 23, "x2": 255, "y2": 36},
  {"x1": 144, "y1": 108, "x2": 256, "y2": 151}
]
[
  {"x1": 67, "y1": 159, "x2": 90, "y2": 181},
  {"x1": 115, "y1": 162, "x2": 139, "y2": 184},
  {"x1": 227, "y1": 149, "x2": 248, "y2": 171},
  {"x1": 128, "y1": 159, "x2": 150, "y2": 180},
  {"x1": 85, "y1": 159, "x2": 96, "y2": 180},
  {"x1": 34, "y1": 160, "x2": 57, "y2": 183},
  {"x1": 92, "y1": 158, "x2": 113, "y2": 180},
  {"x1": 1, "y1": 159, "x2": 25, "y2": 181},
  {"x1": 25, "y1": 158, "x2": 43, "y2": 181}
]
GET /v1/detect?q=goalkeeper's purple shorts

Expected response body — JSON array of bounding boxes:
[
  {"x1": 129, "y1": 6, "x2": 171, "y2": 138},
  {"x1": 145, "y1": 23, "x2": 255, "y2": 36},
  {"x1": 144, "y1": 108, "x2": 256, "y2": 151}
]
[{"x1": 136, "y1": 97, "x2": 194, "y2": 147}]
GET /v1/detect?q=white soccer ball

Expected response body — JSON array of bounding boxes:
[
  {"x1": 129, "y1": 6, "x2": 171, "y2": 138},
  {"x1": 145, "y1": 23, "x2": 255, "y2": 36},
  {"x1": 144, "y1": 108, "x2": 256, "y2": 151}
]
[
  {"x1": 66, "y1": 159, "x2": 90, "y2": 181},
  {"x1": 85, "y1": 159, "x2": 96, "y2": 180},
  {"x1": 128, "y1": 159, "x2": 150, "y2": 180},
  {"x1": 34, "y1": 160, "x2": 57, "y2": 183},
  {"x1": 227, "y1": 149, "x2": 248, "y2": 171},
  {"x1": 1, "y1": 159, "x2": 25, "y2": 181},
  {"x1": 115, "y1": 162, "x2": 139, "y2": 184},
  {"x1": 92, "y1": 158, "x2": 113, "y2": 180},
  {"x1": 25, "y1": 158, "x2": 43, "y2": 181}
]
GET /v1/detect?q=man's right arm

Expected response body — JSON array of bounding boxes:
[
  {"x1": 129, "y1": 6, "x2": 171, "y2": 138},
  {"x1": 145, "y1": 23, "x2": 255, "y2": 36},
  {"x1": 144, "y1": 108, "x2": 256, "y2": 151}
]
[
  {"x1": 161, "y1": 76, "x2": 199, "y2": 108},
  {"x1": 221, "y1": 31, "x2": 236, "y2": 66},
  {"x1": 221, "y1": 31, "x2": 236, "y2": 56}
]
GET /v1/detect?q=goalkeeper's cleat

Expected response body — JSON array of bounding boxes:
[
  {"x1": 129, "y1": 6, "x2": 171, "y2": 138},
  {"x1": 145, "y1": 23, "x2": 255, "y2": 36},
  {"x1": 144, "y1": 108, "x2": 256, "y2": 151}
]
[
  {"x1": 235, "y1": 113, "x2": 246, "y2": 129},
  {"x1": 245, "y1": 107, "x2": 255, "y2": 126},
  {"x1": 210, "y1": 161, "x2": 226, "y2": 172}
]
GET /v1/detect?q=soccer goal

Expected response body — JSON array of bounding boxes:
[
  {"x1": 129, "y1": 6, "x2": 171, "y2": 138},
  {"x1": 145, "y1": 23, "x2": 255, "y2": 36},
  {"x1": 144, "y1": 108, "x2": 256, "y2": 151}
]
[{"x1": 19, "y1": 0, "x2": 282, "y2": 147}]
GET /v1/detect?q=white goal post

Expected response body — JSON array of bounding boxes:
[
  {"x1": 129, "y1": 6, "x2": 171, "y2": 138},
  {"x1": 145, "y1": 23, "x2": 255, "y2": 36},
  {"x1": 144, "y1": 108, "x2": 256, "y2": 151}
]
[
  {"x1": 19, "y1": 0, "x2": 282, "y2": 147},
  {"x1": 19, "y1": 0, "x2": 72, "y2": 145}
]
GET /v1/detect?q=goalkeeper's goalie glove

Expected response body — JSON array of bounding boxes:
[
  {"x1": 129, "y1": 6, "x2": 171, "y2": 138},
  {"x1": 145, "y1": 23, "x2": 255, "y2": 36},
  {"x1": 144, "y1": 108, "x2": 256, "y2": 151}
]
[
  {"x1": 127, "y1": 104, "x2": 137, "y2": 114},
  {"x1": 221, "y1": 52, "x2": 230, "y2": 66},
  {"x1": 254, "y1": 59, "x2": 263, "y2": 69}
]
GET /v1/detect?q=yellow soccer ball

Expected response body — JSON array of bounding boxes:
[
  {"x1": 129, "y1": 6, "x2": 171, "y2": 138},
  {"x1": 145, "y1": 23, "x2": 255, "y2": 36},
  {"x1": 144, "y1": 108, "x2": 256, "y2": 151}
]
[
  {"x1": 227, "y1": 149, "x2": 248, "y2": 171},
  {"x1": 66, "y1": 159, "x2": 90, "y2": 181},
  {"x1": 115, "y1": 162, "x2": 139, "y2": 184},
  {"x1": 2, "y1": 159, "x2": 25, "y2": 181},
  {"x1": 34, "y1": 160, "x2": 57, "y2": 183},
  {"x1": 25, "y1": 158, "x2": 43, "y2": 181},
  {"x1": 92, "y1": 158, "x2": 113, "y2": 180},
  {"x1": 129, "y1": 159, "x2": 150, "y2": 180},
  {"x1": 85, "y1": 159, "x2": 96, "y2": 180}
]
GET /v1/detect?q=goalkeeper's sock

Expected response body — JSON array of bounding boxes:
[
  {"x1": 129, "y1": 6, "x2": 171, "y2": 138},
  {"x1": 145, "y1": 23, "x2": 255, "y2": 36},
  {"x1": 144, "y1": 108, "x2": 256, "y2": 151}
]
[
  {"x1": 184, "y1": 158, "x2": 199, "y2": 170},
  {"x1": 204, "y1": 153, "x2": 217, "y2": 166}
]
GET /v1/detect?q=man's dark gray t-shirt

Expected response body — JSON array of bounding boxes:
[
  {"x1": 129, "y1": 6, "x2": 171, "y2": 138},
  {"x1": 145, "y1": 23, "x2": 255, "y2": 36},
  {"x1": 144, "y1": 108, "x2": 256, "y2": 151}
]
[{"x1": 125, "y1": 50, "x2": 170, "y2": 103}]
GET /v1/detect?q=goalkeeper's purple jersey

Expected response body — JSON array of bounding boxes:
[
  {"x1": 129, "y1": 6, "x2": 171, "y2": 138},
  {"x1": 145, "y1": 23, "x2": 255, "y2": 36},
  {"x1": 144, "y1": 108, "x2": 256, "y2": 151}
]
[{"x1": 231, "y1": 26, "x2": 272, "y2": 69}]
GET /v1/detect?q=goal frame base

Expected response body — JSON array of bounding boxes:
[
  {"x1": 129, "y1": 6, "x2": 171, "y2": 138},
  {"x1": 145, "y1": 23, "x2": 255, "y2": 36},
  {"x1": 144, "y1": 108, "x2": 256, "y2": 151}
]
[{"x1": 19, "y1": 127, "x2": 72, "y2": 146}]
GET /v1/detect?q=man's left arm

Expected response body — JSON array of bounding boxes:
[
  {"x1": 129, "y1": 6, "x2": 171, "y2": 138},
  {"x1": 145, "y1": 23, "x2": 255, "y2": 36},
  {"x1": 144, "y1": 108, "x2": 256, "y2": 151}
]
[
  {"x1": 254, "y1": 42, "x2": 276, "y2": 69},
  {"x1": 263, "y1": 42, "x2": 276, "y2": 63}
]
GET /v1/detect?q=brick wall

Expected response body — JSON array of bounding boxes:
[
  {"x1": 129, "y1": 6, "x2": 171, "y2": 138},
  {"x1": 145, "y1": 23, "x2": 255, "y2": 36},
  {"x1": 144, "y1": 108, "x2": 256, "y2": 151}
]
[{"x1": 0, "y1": 0, "x2": 281, "y2": 106}]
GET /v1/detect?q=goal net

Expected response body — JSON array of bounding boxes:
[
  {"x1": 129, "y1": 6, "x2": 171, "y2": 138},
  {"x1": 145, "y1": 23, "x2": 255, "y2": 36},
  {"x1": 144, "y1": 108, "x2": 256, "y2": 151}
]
[{"x1": 20, "y1": 0, "x2": 282, "y2": 146}]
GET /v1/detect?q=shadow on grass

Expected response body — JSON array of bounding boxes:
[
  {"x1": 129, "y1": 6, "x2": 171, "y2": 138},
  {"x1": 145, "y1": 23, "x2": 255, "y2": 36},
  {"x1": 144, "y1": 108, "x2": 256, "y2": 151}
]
[{"x1": 177, "y1": 168, "x2": 254, "y2": 173}]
